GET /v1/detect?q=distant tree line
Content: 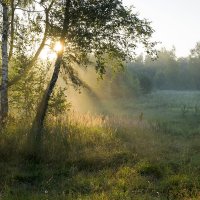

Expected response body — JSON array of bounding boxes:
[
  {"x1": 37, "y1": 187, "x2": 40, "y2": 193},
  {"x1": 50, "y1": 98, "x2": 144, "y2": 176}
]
[
  {"x1": 128, "y1": 43, "x2": 200, "y2": 92},
  {"x1": 94, "y1": 42, "x2": 200, "y2": 98},
  {"x1": 131, "y1": 43, "x2": 200, "y2": 92}
]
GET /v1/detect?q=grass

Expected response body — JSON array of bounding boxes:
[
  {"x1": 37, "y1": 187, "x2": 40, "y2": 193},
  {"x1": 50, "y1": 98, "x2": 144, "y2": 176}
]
[{"x1": 1, "y1": 90, "x2": 200, "y2": 199}]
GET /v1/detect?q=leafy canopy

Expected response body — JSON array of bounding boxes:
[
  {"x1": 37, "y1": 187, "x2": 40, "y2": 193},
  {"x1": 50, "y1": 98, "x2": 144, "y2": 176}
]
[{"x1": 48, "y1": 0, "x2": 156, "y2": 80}]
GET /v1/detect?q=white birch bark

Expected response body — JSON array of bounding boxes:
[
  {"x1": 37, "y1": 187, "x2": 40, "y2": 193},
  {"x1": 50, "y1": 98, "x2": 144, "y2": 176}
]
[{"x1": 1, "y1": 2, "x2": 9, "y2": 121}]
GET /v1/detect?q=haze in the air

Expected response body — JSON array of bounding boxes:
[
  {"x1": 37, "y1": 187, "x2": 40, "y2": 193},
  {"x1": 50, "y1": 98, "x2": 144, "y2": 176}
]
[{"x1": 123, "y1": 0, "x2": 200, "y2": 57}]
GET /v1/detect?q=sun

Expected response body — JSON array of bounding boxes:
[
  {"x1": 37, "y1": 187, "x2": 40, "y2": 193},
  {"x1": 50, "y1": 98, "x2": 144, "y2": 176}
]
[
  {"x1": 39, "y1": 41, "x2": 63, "y2": 60},
  {"x1": 54, "y1": 41, "x2": 63, "y2": 52}
]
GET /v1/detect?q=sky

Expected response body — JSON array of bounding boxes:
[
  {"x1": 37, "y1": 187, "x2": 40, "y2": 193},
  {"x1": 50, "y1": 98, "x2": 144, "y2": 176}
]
[{"x1": 123, "y1": 0, "x2": 200, "y2": 57}]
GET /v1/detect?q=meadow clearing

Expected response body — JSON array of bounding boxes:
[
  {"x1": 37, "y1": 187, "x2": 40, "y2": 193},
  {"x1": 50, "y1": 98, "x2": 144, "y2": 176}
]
[{"x1": 1, "y1": 90, "x2": 200, "y2": 200}]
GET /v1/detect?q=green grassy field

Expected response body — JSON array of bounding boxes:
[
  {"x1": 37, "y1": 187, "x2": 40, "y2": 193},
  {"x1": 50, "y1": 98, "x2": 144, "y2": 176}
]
[
  {"x1": 100, "y1": 90, "x2": 200, "y2": 135},
  {"x1": 1, "y1": 90, "x2": 200, "y2": 200}
]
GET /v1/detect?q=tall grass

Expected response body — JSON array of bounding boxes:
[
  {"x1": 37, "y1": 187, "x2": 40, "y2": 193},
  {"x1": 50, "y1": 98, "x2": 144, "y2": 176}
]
[{"x1": 1, "y1": 110, "x2": 200, "y2": 199}]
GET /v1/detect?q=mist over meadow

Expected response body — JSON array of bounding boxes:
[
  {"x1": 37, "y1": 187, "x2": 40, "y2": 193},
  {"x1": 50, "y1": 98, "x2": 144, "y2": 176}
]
[{"x1": 1, "y1": 0, "x2": 200, "y2": 199}]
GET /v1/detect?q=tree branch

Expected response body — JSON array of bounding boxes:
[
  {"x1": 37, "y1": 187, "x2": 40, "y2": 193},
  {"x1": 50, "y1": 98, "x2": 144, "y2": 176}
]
[{"x1": 0, "y1": 0, "x2": 55, "y2": 90}]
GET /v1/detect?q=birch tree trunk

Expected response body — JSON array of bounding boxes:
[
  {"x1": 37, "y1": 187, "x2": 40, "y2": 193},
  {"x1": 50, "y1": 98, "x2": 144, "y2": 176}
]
[
  {"x1": 1, "y1": 2, "x2": 9, "y2": 122},
  {"x1": 8, "y1": 0, "x2": 14, "y2": 61}
]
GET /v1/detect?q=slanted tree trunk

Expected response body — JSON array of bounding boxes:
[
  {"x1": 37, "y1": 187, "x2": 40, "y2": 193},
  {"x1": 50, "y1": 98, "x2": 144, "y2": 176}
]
[
  {"x1": 1, "y1": 2, "x2": 9, "y2": 122},
  {"x1": 29, "y1": 0, "x2": 71, "y2": 154},
  {"x1": 30, "y1": 55, "x2": 64, "y2": 152}
]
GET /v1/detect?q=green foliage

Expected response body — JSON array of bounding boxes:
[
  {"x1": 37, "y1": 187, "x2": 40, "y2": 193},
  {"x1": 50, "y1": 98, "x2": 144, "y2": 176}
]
[
  {"x1": 9, "y1": 61, "x2": 70, "y2": 119},
  {"x1": 9, "y1": 62, "x2": 48, "y2": 119},
  {"x1": 48, "y1": 0, "x2": 157, "y2": 83},
  {"x1": 48, "y1": 87, "x2": 71, "y2": 116},
  {"x1": 127, "y1": 44, "x2": 200, "y2": 91},
  {"x1": 138, "y1": 75, "x2": 153, "y2": 94}
]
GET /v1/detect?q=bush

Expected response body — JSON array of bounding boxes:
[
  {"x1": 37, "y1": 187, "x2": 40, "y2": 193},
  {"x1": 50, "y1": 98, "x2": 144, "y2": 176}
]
[{"x1": 138, "y1": 75, "x2": 153, "y2": 94}]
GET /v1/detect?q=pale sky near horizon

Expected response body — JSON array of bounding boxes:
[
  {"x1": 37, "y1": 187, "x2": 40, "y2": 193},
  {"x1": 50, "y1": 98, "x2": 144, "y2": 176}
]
[{"x1": 123, "y1": 0, "x2": 200, "y2": 57}]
